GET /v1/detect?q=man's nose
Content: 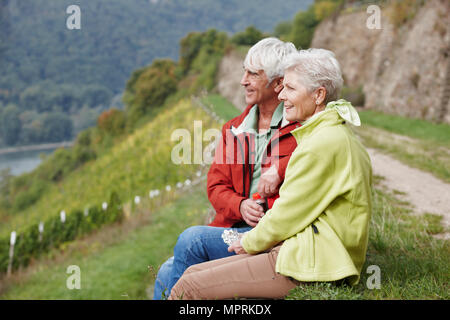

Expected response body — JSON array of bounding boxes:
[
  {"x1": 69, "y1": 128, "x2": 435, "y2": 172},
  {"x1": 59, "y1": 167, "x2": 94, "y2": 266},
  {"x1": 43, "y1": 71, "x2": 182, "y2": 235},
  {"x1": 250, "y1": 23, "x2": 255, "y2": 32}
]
[{"x1": 240, "y1": 72, "x2": 249, "y2": 86}]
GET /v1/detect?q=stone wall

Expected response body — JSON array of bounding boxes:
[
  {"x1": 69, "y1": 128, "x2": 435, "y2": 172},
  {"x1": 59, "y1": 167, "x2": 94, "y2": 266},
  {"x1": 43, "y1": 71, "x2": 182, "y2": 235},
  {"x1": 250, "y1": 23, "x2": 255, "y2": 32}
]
[{"x1": 311, "y1": 0, "x2": 450, "y2": 123}]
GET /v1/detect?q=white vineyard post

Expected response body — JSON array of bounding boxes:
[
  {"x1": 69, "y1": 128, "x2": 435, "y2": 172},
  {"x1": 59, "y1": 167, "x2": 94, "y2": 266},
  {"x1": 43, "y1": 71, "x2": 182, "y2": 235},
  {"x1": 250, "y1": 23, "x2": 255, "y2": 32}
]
[{"x1": 7, "y1": 231, "x2": 16, "y2": 276}]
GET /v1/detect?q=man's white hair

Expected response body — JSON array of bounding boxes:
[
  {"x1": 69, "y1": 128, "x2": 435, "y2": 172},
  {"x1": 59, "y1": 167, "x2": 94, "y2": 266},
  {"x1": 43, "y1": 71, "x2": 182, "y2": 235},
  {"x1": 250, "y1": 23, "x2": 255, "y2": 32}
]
[
  {"x1": 283, "y1": 48, "x2": 344, "y2": 103},
  {"x1": 244, "y1": 37, "x2": 297, "y2": 83}
]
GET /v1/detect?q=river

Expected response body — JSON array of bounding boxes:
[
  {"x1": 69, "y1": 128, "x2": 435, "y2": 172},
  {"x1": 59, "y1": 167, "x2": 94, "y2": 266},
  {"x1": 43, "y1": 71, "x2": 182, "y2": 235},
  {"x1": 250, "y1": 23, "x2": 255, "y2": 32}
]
[{"x1": 0, "y1": 146, "x2": 64, "y2": 176}]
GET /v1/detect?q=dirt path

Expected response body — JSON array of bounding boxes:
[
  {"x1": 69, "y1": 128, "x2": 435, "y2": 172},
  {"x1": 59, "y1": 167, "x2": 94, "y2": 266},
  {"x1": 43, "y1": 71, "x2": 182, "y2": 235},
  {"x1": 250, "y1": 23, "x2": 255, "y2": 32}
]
[{"x1": 367, "y1": 148, "x2": 450, "y2": 239}]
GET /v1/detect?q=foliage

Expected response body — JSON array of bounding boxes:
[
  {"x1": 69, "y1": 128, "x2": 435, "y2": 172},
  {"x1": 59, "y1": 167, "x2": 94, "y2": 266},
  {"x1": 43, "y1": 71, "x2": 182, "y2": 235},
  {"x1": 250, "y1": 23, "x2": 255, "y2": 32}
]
[
  {"x1": 231, "y1": 26, "x2": 266, "y2": 46},
  {"x1": 0, "y1": 184, "x2": 210, "y2": 299},
  {"x1": 97, "y1": 109, "x2": 126, "y2": 136},
  {"x1": 124, "y1": 59, "x2": 178, "y2": 127},
  {"x1": 275, "y1": 0, "x2": 342, "y2": 49},
  {"x1": 0, "y1": 105, "x2": 21, "y2": 145},
  {"x1": 0, "y1": 0, "x2": 311, "y2": 146},
  {"x1": 340, "y1": 86, "x2": 365, "y2": 107},
  {"x1": 313, "y1": 0, "x2": 341, "y2": 21},
  {"x1": 0, "y1": 99, "x2": 217, "y2": 238},
  {"x1": 273, "y1": 21, "x2": 293, "y2": 41},
  {"x1": 289, "y1": 6, "x2": 320, "y2": 49},
  {"x1": 387, "y1": 0, "x2": 425, "y2": 29},
  {"x1": 41, "y1": 112, "x2": 73, "y2": 142},
  {"x1": 0, "y1": 191, "x2": 123, "y2": 274}
]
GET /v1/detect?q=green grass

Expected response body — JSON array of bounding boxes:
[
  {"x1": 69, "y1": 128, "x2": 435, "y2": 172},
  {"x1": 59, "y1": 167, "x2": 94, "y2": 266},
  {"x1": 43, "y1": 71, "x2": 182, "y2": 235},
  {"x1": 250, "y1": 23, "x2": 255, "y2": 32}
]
[
  {"x1": 0, "y1": 182, "x2": 211, "y2": 299},
  {"x1": 201, "y1": 94, "x2": 242, "y2": 121},
  {"x1": 286, "y1": 186, "x2": 450, "y2": 300},
  {"x1": 353, "y1": 110, "x2": 450, "y2": 183},
  {"x1": 358, "y1": 110, "x2": 450, "y2": 146},
  {"x1": 0, "y1": 99, "x2": 221, "y2": 238},
  {"x1": 3, "y1": 179, "x2": 448, "y2": 300}
]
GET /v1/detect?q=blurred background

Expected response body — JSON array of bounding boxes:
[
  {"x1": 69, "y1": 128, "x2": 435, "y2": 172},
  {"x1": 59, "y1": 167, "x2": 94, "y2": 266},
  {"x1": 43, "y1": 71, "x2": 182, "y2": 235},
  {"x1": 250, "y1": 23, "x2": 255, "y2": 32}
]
[{"x1": 0, "y1": 0, "x2": 448, "y2": 300}]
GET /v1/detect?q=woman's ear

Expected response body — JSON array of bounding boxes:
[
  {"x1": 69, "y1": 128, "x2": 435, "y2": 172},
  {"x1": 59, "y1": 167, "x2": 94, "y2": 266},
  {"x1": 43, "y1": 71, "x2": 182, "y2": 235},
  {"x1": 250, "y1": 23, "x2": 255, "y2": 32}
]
[
  {"x1": 315, "y1": 87, "x2": 327, "y2": 106},
  {"x1": 273, "y1": 77, "x2": 284, "y2": 94}
]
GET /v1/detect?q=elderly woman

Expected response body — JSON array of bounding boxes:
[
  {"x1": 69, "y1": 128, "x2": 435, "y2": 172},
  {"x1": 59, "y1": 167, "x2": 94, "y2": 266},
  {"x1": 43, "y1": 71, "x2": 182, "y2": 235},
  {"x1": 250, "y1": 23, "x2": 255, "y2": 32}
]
[{"x1": 168, "y1": 48, "x2": 372, "y2": 300}]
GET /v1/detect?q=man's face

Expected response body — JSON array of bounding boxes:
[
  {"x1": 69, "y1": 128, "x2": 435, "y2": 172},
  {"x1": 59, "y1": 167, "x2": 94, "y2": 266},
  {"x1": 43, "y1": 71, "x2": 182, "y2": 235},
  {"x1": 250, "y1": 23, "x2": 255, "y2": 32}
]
[{"x1": 240, "y1": 69, "x2": 278, "y2": 106}]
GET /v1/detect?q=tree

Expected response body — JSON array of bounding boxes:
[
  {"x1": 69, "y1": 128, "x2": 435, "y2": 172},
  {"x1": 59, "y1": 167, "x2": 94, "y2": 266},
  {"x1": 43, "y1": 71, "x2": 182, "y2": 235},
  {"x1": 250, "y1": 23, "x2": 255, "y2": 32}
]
[
  {"x1": 289, "y1": 7, "x2": 319, "y2": 49},
  {"x1": 0, "y1": 105, "x2": 22, "y2": 145},
  {"x1": 231, "y1": 26, "x2": 265, "y2": 46},
  {"x1": 124, "y1": 59, "x2": 178, "y2": 125},
  {"x1": 97, "y1": 108, "x2": 126, "y2": 136},
  {"x1": 41, "y1": 112, "x2": 73, "y2": 142},
  {"x1": 273, "y1": 21, "x2": 293, "y2": 40}
]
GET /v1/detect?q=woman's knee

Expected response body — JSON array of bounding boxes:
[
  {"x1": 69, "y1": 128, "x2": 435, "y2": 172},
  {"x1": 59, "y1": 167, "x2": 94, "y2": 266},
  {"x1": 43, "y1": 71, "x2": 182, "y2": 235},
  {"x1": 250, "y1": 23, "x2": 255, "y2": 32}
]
[{"x1": 168, "y1": 275, "x2": 193, "y2": 300}]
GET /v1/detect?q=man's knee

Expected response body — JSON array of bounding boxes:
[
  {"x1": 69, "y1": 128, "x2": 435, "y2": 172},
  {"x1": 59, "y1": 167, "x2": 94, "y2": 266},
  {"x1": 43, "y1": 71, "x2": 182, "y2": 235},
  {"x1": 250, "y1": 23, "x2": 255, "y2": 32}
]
[
  {"x1": 174, "y1": 226, "x2": 205, "y2": 254},
  {"x1": 157, "y1": 256, "x2": 174, "y2": 278}
]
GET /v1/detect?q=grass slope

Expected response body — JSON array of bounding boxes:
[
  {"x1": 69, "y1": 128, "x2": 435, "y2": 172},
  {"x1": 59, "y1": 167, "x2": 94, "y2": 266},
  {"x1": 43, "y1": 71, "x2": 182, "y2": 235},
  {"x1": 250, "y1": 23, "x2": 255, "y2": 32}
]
[
  {"x1": 355, "y1": 110, "x2": 450, "y2": 182},
  {"x1": 0, "y1": 99, "x2": 220, "y2": 238},
  {"x1": 0, "y1": 182, "x2": 210, "y2": 299}
]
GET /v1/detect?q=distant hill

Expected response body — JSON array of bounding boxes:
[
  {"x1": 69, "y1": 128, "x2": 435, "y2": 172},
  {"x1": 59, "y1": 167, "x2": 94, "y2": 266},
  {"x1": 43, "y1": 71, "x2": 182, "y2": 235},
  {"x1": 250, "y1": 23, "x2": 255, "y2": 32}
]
[{"x1": 0, "y1": 0, "x2": 311, "y2": 113}]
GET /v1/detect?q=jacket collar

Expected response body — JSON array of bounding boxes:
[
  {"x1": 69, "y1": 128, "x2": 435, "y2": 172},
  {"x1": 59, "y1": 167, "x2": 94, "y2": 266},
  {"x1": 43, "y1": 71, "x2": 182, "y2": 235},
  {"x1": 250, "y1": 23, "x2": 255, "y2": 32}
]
[
  {"x1": 231, "y1": 102, "x2": 290, "y2": 135},
  {"x1": 291, "y1": 109, "x2": 344, "y2": 143}
]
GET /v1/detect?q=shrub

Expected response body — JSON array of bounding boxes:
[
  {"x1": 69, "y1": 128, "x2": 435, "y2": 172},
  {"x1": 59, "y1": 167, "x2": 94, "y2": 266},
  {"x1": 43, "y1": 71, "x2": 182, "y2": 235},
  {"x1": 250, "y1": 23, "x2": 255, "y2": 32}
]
[
  {"x1": 0, "y1": 191, "x2": 123, "y2": 274},
  {"x1": 97, "y1": 109, "x2": 126, "y2": 136},
  {"x1": 387, "y1": 0, "x2": 425, "y2": 29},
  {"x1": 340, "y1": 86, "x2": 365, "y2": 107},
  {"x1": 231, "y1": 26, "x2": 265, "y2": 46},
  {"x1": 289, "y1": 6, "x2": 319, "y2": 49}
]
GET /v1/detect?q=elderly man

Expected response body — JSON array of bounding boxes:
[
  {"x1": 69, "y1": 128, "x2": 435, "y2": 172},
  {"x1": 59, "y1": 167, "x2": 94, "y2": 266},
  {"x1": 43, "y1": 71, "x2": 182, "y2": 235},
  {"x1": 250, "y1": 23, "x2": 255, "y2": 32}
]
[{"x1": 153, "y1": 37, "x2": 299, "y2": 299}]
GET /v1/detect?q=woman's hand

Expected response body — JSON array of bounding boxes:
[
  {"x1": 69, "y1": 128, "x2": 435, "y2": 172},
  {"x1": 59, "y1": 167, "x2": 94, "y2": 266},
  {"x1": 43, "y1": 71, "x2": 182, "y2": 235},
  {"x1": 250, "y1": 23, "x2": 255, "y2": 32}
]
[
  {"x1": 257, "y1": 165, "x2": 281, "y2": 198},
  {"x1": 228, "y1": 239, "x2": 247, "y2": 255}
]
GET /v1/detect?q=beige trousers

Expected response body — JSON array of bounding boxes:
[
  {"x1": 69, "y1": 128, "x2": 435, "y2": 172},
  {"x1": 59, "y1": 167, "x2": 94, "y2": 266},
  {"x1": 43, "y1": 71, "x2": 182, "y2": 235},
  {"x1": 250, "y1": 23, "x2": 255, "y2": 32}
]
[{"x1": 168, "y1": 244, "x2": 299, "y2": 300}]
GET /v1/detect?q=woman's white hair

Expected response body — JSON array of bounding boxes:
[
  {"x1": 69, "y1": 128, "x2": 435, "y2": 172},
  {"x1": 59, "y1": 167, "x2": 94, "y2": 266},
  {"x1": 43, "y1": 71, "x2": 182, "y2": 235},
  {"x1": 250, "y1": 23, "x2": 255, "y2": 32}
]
[
  {"x1": 244, "y1": 37, "x2": 297, "y2": 83},
  {"x1": 283, "y1": 48, "x2": 344, "y2": 103}
]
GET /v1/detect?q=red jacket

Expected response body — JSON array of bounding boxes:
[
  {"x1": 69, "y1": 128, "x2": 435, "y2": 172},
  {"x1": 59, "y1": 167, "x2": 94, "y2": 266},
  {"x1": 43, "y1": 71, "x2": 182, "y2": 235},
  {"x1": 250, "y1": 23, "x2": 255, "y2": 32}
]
[{"x1": 207, "y1": 104, "x2": 300, "y2": 227}]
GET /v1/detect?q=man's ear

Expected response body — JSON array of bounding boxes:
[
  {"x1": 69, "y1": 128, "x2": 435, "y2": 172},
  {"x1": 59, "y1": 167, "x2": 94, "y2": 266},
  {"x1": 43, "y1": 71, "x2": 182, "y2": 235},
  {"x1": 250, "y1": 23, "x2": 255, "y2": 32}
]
[{"x1": 273, "y1": 77, "x2": 284, "y2": 94}]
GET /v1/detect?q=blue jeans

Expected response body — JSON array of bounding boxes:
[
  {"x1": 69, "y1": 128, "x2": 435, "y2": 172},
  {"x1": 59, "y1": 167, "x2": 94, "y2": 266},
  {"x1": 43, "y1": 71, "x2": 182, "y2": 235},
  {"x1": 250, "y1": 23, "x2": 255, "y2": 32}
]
[{"x1": 153, "y1": 225, "x2": 252, "y2": 300}]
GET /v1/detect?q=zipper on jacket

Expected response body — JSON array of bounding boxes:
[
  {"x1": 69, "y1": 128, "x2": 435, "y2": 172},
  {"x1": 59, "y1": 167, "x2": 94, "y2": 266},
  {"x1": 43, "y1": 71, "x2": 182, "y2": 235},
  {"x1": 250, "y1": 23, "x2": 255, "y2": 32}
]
[
  {"x1": 231, "y1": 131, "x2": 247, "y2": 198},
  {"x1": 312, "y1": 223, "x2": 319, "y2": 234},
  {"x1": 245, "y1": 134, "x2": 253, "y2": 197}
]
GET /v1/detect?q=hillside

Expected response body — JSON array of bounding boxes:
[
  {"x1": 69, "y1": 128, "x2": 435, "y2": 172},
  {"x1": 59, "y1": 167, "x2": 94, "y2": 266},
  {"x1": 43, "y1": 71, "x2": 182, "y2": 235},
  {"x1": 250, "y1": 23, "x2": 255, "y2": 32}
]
[
  {"x1": 0, "y1": 99, "x2": 219, "y2": 238},
  {"x1": 311, "y1": 0, "x2": 450, "y2": 123},
  {"x1": 0, "y1": 0, "x2": 312, "y2": 146}
]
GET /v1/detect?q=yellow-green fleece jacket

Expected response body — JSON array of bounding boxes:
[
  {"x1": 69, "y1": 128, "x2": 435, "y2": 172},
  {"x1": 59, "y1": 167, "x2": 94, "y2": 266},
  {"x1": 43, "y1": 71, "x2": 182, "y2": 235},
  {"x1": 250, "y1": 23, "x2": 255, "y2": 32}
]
[{"x1": 242, "y1": 107, "x2": 372, "y2": 286}]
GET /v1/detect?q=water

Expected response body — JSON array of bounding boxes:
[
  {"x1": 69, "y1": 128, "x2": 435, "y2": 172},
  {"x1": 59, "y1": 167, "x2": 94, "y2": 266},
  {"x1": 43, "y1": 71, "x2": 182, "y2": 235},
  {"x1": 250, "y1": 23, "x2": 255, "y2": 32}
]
[{"x1": 0, "y1": 148, "x2": 56, "y2": 176}]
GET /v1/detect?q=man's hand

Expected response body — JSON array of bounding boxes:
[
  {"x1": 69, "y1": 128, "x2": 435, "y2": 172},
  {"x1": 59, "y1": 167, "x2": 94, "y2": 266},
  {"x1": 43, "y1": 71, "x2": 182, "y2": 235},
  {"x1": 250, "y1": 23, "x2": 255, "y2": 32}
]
[
  {"x1": 257, "y1": 165, "x2": 281, "y2": 198},
  {"x1": 227, "y1": 239, "x2": 247, "y2": 255},
  {"x1": 240, "y1": 199, "x2": 264, "y2": 227}
]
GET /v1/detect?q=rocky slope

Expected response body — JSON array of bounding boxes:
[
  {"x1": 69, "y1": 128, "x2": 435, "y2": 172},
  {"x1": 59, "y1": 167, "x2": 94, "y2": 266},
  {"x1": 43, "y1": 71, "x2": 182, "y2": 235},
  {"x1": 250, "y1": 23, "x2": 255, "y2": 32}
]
[
  {"x1": 311, "y1": 0, "x2": 450, "y2": 123},
  {"x1": 216, "y1": 49, "x2": 247, "y2": 111}
]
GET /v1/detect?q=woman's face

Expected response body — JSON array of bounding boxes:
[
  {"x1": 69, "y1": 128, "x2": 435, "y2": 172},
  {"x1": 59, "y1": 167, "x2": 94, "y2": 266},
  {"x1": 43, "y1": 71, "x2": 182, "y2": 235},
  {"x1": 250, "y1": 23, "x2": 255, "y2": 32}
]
[{"x1": 278, "y1": 69, "x2": 319, "y2": 123}]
